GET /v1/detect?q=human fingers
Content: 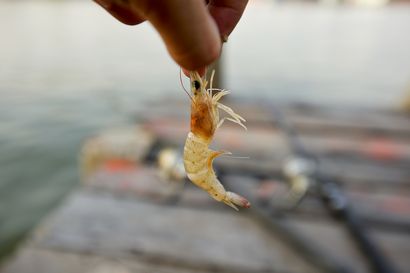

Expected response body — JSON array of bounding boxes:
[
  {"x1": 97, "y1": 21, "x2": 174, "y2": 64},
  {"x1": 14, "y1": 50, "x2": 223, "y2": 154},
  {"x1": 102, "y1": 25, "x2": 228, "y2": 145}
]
[
  {"x1": 182, "y1": 0, "x2": 248, "y2": 77},
  {"x1": 133, "y1": 0, "x2": 221, "y2": 71},
  {"x1": 94, "y1": 0, "x2": 145, "y2": 25},
  {"x1": 208, "y1": 0, "x2": 248, "y2": 38}
]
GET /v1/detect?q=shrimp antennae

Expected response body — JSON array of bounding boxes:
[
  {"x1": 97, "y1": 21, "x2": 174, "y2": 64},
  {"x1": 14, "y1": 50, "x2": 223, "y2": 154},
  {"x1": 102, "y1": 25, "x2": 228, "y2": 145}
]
[
  {"x1": 219, "y1": 152, "x2": 250, "y2": 159},
  {"x1": 179, "y1": 68, "x2": 193, "y2": 102},
  {"x1": 210, "y1": 70, "x2": 215, "y2": 91},
  {"x1": 220, "y1": 155, "x2": 250, "y2": 159}
]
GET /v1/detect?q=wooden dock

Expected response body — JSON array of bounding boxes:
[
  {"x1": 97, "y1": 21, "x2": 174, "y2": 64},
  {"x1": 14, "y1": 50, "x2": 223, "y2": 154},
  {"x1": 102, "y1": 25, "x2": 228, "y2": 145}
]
[{"x1": 1, "y1": 101, "x2": 409, "y2": 273}]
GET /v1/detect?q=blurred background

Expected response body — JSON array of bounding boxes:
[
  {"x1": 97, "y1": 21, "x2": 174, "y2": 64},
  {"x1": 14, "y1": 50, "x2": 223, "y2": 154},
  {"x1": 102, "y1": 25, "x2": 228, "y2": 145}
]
[{"x1": 0, "y1": 0, "x2": 410, "y2": 272}]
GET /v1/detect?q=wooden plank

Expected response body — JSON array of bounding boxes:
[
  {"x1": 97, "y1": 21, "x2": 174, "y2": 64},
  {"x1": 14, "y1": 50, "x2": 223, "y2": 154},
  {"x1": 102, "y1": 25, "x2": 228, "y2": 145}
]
[
  {"x1": 1, "y1": 248, "x2": 207, "y2": 273},
  {"x1": 9, "y1": 189, "x2": 407, "y2": 273},
  {"x1": 4, "y1": 101, "x2": 410, "y2": 273},
  {"x1": 26, "y1": 191, "x2": 317, "y2": 273},
  {"x1": 286, "y1": 218, "x2": 410, "y2": 273},
  {"x1": 82, "y1": 159, "x2": 410, "y2": 231},
  {"x1": 142, "y1": 115, "x2": 410, "y2": 165},
  {"x1": 223, "y1": 175, "x2": 410, "y2": 273},
  {"x1": 370, "y1": 229, "x2": 410, "y2": 273},
  {"x1": 242, "y1": 177, "x2": 410, "y2": 230},
  {"x1": 84, "y1": 167, "x2": 183, "y2": 204}
]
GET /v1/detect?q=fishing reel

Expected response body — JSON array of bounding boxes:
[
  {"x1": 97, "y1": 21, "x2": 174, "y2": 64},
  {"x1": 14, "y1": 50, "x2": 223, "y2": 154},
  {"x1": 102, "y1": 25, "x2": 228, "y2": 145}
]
[{"x1": 278, "y1": 156, "x2": 316, "y2": 210}]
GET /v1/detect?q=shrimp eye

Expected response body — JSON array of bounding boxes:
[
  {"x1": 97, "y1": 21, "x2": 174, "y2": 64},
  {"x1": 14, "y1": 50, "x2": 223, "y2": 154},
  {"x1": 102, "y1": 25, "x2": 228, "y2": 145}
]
[{"x1": 193, "y1": 80, "x2": 200, "y2": 90}]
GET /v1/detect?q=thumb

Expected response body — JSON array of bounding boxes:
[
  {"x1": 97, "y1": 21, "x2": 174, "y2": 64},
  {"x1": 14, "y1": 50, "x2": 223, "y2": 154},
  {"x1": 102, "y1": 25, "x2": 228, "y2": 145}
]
[{"x1": 134, "y1": 0, "x2": 221, "y2": 71}]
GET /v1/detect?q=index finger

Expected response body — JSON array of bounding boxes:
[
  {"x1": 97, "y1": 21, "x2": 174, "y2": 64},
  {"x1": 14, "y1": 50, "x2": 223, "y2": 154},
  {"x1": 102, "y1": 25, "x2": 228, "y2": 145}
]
[{"x1": 135, "y1": 0, "x2": 222, "y2": 71}]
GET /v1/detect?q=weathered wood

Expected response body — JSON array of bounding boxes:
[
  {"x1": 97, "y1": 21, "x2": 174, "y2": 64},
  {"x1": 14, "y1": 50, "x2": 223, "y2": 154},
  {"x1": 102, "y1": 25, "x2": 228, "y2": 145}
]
[
  {"x1": 82, "y1": 166, "x2": 410, "y2": 230},
  {"x1": 1, "y1": 248, "x2": 208, "y2": 273},
  {"x1": 4, "y1": 190, "x2": 409, "y2": 273},
  {"x1": 223, "y1": 175, "x2": 410, "y2": 273},
  {"x1": 4, "y1": 101, "x2": 409, "y2": 273},
  {"x1": 85, "y1": 167, "x2": 184, "y2": 204},
  {"x1": 143, "y1": 116, "x2": 410, "y2": 163},
  {"x1": 142, "y1": 118, "x2": 410, "y2": 189},
  {"x1": 3, "y1": 187, "x2": 404, "y2": 273},
  {"x1": 6, "y1": 191, "x2": 317, "y2": 273}
]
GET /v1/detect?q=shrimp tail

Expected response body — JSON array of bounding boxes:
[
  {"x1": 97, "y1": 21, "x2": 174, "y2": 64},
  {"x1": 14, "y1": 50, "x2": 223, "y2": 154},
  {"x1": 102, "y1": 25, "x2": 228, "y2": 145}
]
[{"x1": 224, "y1": 192, "x2": 251, "y2": 211}]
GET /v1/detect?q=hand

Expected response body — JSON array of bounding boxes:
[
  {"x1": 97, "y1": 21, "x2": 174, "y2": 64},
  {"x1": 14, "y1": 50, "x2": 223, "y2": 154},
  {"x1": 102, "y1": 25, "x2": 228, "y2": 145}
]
[{"x1": 94, "y1": 0, "x2": 248, "y2": 74}]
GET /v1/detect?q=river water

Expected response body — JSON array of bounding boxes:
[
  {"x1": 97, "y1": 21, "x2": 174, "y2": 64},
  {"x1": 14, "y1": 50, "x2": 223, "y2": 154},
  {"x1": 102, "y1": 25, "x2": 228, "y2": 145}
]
[{"x1": 0, "y1": 0, "x2": 409, "y2": 255}]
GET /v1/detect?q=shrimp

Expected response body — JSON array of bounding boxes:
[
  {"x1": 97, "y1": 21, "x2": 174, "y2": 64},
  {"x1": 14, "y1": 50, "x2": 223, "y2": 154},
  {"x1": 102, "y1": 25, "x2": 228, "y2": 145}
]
[{"x1": 183, "y1": 71, "x2": 250, "y2": 210}]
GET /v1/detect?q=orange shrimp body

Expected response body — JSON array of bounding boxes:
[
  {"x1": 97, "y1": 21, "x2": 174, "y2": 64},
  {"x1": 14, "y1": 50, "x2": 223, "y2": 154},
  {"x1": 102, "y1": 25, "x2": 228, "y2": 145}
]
[{"x1": 183, "y1": 71, "x2": 250, "y2": 210}]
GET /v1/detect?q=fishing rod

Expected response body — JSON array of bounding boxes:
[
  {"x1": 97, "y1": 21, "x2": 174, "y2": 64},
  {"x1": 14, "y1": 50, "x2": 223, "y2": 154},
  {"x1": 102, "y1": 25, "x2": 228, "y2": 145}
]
[{"x1": 269, "y1": 104, "x2": 399, "y2": 273}]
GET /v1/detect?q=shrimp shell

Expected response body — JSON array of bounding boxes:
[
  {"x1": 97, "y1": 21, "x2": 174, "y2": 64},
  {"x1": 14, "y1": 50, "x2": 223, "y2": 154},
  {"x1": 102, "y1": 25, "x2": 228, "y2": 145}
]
[{"x1": 183, "y1": 71, "x2": 250, "y2": 210}]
